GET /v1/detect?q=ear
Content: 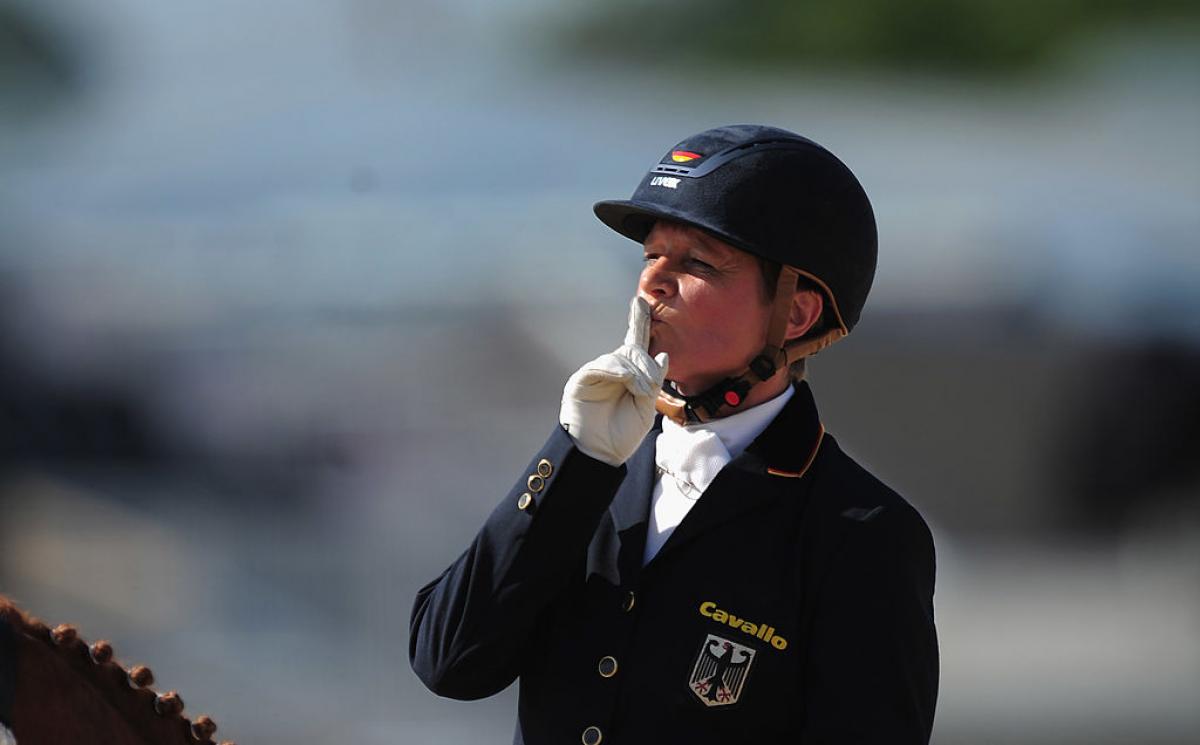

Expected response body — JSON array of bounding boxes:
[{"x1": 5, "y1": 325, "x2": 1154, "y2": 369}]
[{"x1": 784, "y1": 289, "x2": 824, "y2": 342}]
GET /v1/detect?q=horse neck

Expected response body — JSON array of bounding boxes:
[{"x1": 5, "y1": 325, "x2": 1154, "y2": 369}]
[
  {"x1": 9, "y1": 625, "x2": 152, "y2": 745},
  {"x1": 0, "y1": 602, "x2": 201, "y2": 745}
]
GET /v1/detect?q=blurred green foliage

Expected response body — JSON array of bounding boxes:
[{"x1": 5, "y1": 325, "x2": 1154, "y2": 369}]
[{"x1": 564, "y1": 0, "x2": 1200, "y2": 74}]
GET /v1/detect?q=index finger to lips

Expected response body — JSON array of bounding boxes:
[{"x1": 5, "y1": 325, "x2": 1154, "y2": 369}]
[{"x1": 624, "y1": 296, "x2": 651, "y2": 350}]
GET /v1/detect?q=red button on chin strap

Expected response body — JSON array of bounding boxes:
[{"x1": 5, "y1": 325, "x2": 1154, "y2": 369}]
[{"x1": 723, "y1": 390, "x2": 741, "y2": 407}]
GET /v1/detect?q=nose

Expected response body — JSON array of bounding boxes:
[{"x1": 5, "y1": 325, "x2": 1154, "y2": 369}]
[{"x1": 638, "y1": 256, "x2": 676, "y2": 303}]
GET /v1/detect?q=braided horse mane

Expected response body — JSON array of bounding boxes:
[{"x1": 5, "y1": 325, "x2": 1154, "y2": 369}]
[{"x1": 0, "y1": 594, "x2": 233, "y2": 745}]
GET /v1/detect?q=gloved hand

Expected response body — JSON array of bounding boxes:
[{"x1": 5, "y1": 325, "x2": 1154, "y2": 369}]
[{"x1": 559, "y1": 297, "x2": 669, "y2": 466}]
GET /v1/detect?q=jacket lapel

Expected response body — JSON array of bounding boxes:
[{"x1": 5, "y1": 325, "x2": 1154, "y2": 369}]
[
  {"x1": 643, "y1": 381, "x2": 825, "y2": 569},
  {"x1": 586, "y1": 417, "x2": 661, "y2": 587}
]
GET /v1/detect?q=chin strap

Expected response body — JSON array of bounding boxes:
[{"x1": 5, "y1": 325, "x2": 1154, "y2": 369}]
[{"x1": 655, "y1": 266, "x2": 847, "y2": 425}]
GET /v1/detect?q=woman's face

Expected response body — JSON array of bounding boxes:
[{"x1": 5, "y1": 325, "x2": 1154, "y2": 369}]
[{"x1": 637, "y1": 221, "x2": 773, "y2": 395}]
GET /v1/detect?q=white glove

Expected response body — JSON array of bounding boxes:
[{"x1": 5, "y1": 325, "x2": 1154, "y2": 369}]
[{"x1": 560, "y1": 297, "x2": 669, "y2": 466}]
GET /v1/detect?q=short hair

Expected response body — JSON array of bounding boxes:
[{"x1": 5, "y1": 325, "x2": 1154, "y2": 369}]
[{"x1": 755, "y1": 257, "x2": 833, "y2": 381}]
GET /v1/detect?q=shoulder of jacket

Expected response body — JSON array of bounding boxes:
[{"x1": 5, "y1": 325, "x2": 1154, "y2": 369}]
[{"x1": 808, "y1": 433, "x2": 933, "y2": 543}]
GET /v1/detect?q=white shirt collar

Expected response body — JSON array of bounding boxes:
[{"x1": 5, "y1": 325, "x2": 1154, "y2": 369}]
[{"x1": 660, "y1": 384, "x2": 794, "y2": 460}]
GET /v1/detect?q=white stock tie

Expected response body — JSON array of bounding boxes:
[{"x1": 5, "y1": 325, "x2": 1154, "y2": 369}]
[
  {"x1": 643, "y1": 422, "x2": 732, "y2": 564},
  {"x1": 654, "y1": 424, "x2": 732, "y2": 499},
  {"x1": 642, "y1": 386, "x2": 794, "y2": 565}
]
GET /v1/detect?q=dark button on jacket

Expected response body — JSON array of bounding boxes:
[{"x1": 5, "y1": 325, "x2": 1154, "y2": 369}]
[{"x1": 410, "y1": 382, "x2": 939, "y2": 744}]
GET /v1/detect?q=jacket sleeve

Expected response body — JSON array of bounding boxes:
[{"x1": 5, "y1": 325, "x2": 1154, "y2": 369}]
[
  {"x1": 799, "y1": 501, "x2": 939, "y2": 744},
  {"x1": 409, "y1": 424, "x2": 626, "y2": 700}
]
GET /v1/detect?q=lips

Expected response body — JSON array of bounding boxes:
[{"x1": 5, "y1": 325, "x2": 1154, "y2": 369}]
[{"x1": 645, "y1": 300, "x2": 670, "y2": 323}]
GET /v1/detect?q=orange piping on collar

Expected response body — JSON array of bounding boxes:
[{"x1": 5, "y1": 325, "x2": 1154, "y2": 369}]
[{"x1": 766, "y1": 424, "x2": 825, "y2": 479}]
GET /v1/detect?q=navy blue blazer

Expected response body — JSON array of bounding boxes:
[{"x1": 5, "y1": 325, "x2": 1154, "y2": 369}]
[{"x1": 410, "y1": 381, "x2": 938, "y2": 744}]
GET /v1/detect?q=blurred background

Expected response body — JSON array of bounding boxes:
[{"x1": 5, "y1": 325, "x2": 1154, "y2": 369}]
[{"x1": 1, "y1": 0, "x2": 1197, "y2": 742}]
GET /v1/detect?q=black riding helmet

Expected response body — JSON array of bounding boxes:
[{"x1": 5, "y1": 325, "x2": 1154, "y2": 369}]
[
  {"x1": 594, "y1": 124, "x2": 877, "y2": 336},
  {"x1": 593, "y1": 125, "x2": 877, "y2": 420}
]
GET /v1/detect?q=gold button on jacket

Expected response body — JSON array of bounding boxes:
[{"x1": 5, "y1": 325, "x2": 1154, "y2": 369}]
[
  {"x1": 621, "y1": 591, "x2": 635, "y2": 612},
  {"x1": 597, "y1": 656, "x2": 618, "y2": 678}
]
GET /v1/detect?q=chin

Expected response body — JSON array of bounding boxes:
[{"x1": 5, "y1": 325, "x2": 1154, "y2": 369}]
[
  {"x1": 664, "y1": 369, "x2": 707, "y2": 396},
  {"x1": 668, "y1": 363, "x2": 743, "y2": 396},
  {"x1": 647, "y1": 337, "x2": 673, "y2": 361}
]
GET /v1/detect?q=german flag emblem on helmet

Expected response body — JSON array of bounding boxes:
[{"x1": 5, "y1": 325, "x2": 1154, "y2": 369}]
[{"x1": 670, "y1": 150, "x2": 702, "y2": 163}]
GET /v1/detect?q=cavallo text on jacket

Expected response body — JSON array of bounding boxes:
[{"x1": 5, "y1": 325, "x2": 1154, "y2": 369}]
[{"x1": 698, "y1": 601, "x2": 788, "y2": 650}]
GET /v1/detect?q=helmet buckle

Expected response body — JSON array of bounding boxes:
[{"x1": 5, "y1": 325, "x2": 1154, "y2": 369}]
[{"x1": 749, "y1": 354, "x2": 777, "y2": 381}]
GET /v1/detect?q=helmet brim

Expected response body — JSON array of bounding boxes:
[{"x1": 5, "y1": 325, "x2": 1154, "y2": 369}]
[{"x1": 593, "y1": 199, "x2": 745, "y2": 251}]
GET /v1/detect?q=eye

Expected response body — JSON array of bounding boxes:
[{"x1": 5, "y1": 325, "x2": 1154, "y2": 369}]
[{"x1": 687, "y1": 257, "x2": 715, "y2": 272}]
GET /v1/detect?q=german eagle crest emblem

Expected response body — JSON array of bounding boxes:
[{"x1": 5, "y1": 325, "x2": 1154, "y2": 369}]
[{"x1": 688, "y1": 634, "x2": 755, "y2": 706}]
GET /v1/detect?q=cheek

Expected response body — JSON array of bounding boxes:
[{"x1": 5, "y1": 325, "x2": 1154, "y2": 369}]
[
  {"x1": 682, "y1": 283, "x2": 759, "y2": 336},
  {"x1": 646, "y1": 270, "x2": 772, "y2": 369},
  {"x1": 669, "y1": 285, "x2": 764, "y2": 362}
]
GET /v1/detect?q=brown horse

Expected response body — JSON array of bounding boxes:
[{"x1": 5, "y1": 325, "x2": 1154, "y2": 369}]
[{"x1": 0, "y1": 595, "x2": 234, "y2": 745}]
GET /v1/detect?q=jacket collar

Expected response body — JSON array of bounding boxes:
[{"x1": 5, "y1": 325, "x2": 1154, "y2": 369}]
[{"x1": 738, "y1": 379, "x2": 825, "y2": 478}]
